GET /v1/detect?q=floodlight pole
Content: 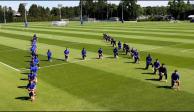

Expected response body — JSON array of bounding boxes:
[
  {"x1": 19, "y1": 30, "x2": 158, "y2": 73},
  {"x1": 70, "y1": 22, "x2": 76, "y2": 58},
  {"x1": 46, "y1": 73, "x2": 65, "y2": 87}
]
[
  {"x1": 21, "y1": 3, "x2": 28, "y2": 27},
  {"x1": 3, "y1": 6, "x2": 6, "y2": 24},
  {"x1": 121, "y1": 1, "x2": 124, "y2": 23},
  {"x1": 80, "y1": 0, "x2": 83, "y2": 25},
  {"x1": 23, "y1": 3, "x2": 27, "y2": 23},
  {"x1": 106, "y1": 1, "x2": 108, "y2": 20},
  {"x1": 58, "y1": 4, "x2": 62, "y2": 20}
]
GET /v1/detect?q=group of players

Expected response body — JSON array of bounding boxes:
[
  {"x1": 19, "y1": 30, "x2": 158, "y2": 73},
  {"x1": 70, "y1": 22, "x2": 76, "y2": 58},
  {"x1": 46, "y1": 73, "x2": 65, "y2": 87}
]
[
  {"x1": 25, "y1": 33, "x2": 180, "y2": 101},
  {"x1": 26, "y1": 34, "x2": 39, "y2": 101},
  {"x1": 103, "y1": 33, "x2": 180, "y2": 90}
]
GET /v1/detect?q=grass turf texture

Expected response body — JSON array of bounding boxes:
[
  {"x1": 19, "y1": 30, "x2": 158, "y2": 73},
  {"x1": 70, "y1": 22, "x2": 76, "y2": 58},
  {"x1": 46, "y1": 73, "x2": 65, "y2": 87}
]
[{"x1": 0, "y1": 21, "x2": 194, "y2": 111}]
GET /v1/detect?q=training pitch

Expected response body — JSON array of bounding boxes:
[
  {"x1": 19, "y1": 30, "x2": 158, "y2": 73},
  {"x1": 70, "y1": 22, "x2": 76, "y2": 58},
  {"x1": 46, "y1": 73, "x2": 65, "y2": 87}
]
[{"x1": 0, "y1": 21, "x2": 194, "y2": 111}]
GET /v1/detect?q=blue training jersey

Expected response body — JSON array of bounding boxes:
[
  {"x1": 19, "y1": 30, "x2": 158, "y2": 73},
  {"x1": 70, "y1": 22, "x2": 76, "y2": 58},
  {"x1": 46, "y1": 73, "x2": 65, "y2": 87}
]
[
  {"x1": 34, "y1": 58, "x2": 39, "y2": 64},
  {"x1": 154, "y1": 62, "x2": 160, "y2": 68},
  {"x1": 82, "y1": 49, "x2": 86, "y2": 55},
  {"x1": 134, "y1": 51, "x2": 139, "y2": 57},
  {"x1": 98, "y1": 49, "x2": 103, "y2": 54},
  {"x1": 113, "y1": 48, "x2": 118, "y2": 53},
  {"x1": 28, "y1": 73, "x2": 37, "y2": 80},
  {"x1": 31, "y1": 66, "x2": 38, "y2": 73},
  {"x1": 47, "y1": 51, "x2": 52, "y2": 57},
  {"x1": 27, "y1": 82, "x2": 36, "y2": 90},
  {"x1": 172, "y1": 73, "x2": 180, "y2": 80},
  {"x1": 64, "y1": 50, "x2": 70, "y2": 55},
  {"x1": 146, "y1": 56, "x2": 152, "y2": 63}
]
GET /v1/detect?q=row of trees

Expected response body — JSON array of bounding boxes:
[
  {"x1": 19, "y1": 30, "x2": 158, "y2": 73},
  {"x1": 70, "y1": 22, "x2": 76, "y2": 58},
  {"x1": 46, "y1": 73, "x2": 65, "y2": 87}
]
[
  {"x1": 0, "y1": 6, "x2": 13, "y2": 23},
  {"x1": 0, "y1": 0, "x2": 194, "y2": 23}
]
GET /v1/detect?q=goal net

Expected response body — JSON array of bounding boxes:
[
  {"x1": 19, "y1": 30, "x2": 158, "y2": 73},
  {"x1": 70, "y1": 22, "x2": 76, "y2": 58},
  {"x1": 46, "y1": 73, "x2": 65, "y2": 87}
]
[{"x1": 52, "y1": 19, "x2": 69, "y2": 26}]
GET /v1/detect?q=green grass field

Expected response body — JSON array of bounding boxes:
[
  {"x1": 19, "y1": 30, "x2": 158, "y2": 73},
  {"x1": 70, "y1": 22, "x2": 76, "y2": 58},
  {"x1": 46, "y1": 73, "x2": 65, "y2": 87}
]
[{"x1": 0, "y1": 21, "x2": 194, "y2": 111}]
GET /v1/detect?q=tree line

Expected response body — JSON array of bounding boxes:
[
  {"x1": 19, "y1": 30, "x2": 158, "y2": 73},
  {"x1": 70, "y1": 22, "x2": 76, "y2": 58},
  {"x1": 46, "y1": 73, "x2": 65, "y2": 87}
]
[{"x1": 0, "y1": 0, "x2": 194, "y2": 23}]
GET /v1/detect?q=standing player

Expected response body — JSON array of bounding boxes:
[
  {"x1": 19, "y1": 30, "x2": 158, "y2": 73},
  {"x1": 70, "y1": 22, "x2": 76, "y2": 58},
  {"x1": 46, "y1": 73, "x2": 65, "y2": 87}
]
[
  {"x1": 113, "y1": 47, "x2": 118, "y2": 58},
  {"x1": 64, "y1": 48, "x2": 70, "y2": 61},
  {"x1": 145, "y1": 54, "x2": 152, "y2": 70},
  {"x1": 81, "y1": 48, "x2": 87, "y2": 60},
  {"x1": 171, "y1": 70, "x2": 180, "y2": 89},
  {"x1": 98, "y1": 48, "x2": 103, "y2": 59},
  {"x1": 47, "y1": 49, "x2": 52, "y2": 62},
  {"x1": 153, "y1": 59, "x2": 160, "y2": 74},
  {"x1": 158, "y1": 64, "x2": 168, "y2": 82}
]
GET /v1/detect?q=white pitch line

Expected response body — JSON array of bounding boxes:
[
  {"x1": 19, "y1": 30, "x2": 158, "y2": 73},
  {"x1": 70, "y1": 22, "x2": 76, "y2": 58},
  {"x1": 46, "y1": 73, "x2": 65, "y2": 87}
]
[
  {"x1": 20, "y1": 58, "x2": 97, "y2": 72},
  {"x1": 181, "y1": 49, "x2": 193, "y2": 53},
  {"x1": 140, "y1": 46, "x2": 163, "y2": 51},
  {"x1": 0, "y1": 61, "x2": 20, "y2": 72}
]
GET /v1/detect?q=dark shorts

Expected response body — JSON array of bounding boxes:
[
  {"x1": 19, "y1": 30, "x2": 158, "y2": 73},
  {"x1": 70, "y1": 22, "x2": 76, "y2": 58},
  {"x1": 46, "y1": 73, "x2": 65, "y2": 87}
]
[{"x1": 29, "y1": 91, "x2": 34, "y2": 97}]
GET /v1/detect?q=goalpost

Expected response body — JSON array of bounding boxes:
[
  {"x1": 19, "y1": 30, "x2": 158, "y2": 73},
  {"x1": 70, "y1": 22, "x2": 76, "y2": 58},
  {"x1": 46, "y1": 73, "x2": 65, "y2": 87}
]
[{"x1": 51, "y1": 19, "x2": 69, "y2": 27}]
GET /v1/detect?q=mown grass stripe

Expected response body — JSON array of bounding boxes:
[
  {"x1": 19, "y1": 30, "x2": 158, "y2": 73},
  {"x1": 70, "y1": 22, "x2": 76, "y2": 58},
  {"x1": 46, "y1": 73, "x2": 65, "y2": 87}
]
[
  {"x1": 0, "y1": 29, "x2": 185, "y2": 50},
  {"x1": 1, "y1": 27, "x2": 188, "y2": 47},
  {"x1": 0, "y1": 35, "x2": 193, "y2": 69},
  {"x1": 3, "y1": 25, "x2": 194, "y2": 40},
  {"x1": 5, "y1": 23, "x2": 194, "y2": 35},
  {"x1": 1, "y1": 29, "x2": 193, "y2": 60}
]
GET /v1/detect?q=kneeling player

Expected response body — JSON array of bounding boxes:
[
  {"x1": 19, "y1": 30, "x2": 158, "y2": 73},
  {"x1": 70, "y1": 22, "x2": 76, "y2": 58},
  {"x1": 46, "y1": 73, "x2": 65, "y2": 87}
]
[
  {"x1": 171, "y1": 70, "x2": 180, "y2": 89},
  {"x1": 33, "y1": 55, "x2": 39, "y2": 67},
  {"x1": 123, "y1": 43, "x2": 126, "y2": 52},
  {"x1": 98, "y1": 48, "x2": 103, "y2": 59},
  {"x1": 27, "y1": 81, "x2": 36, "y2": 101},
  {"x1": 125, "y1": 45, "x2": 130, "y2": 55},
  {"x1": 28, "y1": 73, "x2": 37, "y2": 83},
  {"x1": 133, "y1": 49, "x2": 140, "y2": 63},
  {"x1": 145, "y1": 54, "x2": 152, "y2": 70},
  {"x1": 30, "y1": 65, "x2": 39, "y2": 74},
  {"x1": 118, "y1": 41, "x2": 122, "y2": 50},
  {"x1": 153, "y1": 59, "x2": 160, "y2": 74},
  {"x1": 158, "y1": 64, "x2": 168, "y2": 82},
  {"x1": 64, "y1": 48, "x2": 70, "y2": 61},
  {"x1": 81, "y1": 48, "x2": 87, "y2": 60},
  {"x1": 113, "y1": 47, "x2": 118, "y2": 58}
]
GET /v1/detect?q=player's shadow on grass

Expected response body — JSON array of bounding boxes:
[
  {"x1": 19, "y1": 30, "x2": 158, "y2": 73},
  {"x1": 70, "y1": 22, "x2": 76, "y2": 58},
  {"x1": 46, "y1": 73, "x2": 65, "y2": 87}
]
[
  {"x1": 20, "y1": 78, "x2": 28, "y2": 81},
  {"x1": 157, "y1": 86, "x2": 172, "y2": 89},
  {"x1": 24, "y1": 55, "x2": 31, "y2": 57},
  {"x1": 106, "y1": 56, "x2": 115, "y2": 59},
  {"x1": 145, "y1": 78, "x2": 159, "y2": 81},
  {"x1": 74, "y1": 58, "x2": 83, "y2": 60},
  {"x1": 15, "y1": 96, "x2": 30, "y2": 101},
  {"x1": 125, "y1": 61, "x2": 135, "y2": 64},
  {"x1": 56, "y1": 59, "x2": 65, "y2": 61},
  {"x1": 135, "y1": 67, "x2": 145, "y2": 70},
  {"x1": 40, "y1": 59, "x2": 49, "y2": 61},
  {"x1": 25, "y1": 60, "x2": 31, "y2": 62},
  {"x1": 122, "y1": 56, "x2": 132, "y2": 59},
  {"x1": 91, "y1": 57, "x2": 100, "y2": 60},
  {"x1": 21, "y1": 72, "x2": 29, "y2": 75},
  {"x1": 142, "y1": 72, "x2": 155, "y2": 75},
  {"x1": 17, "y1": 86, "x2": 27, "y2": 89}
]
